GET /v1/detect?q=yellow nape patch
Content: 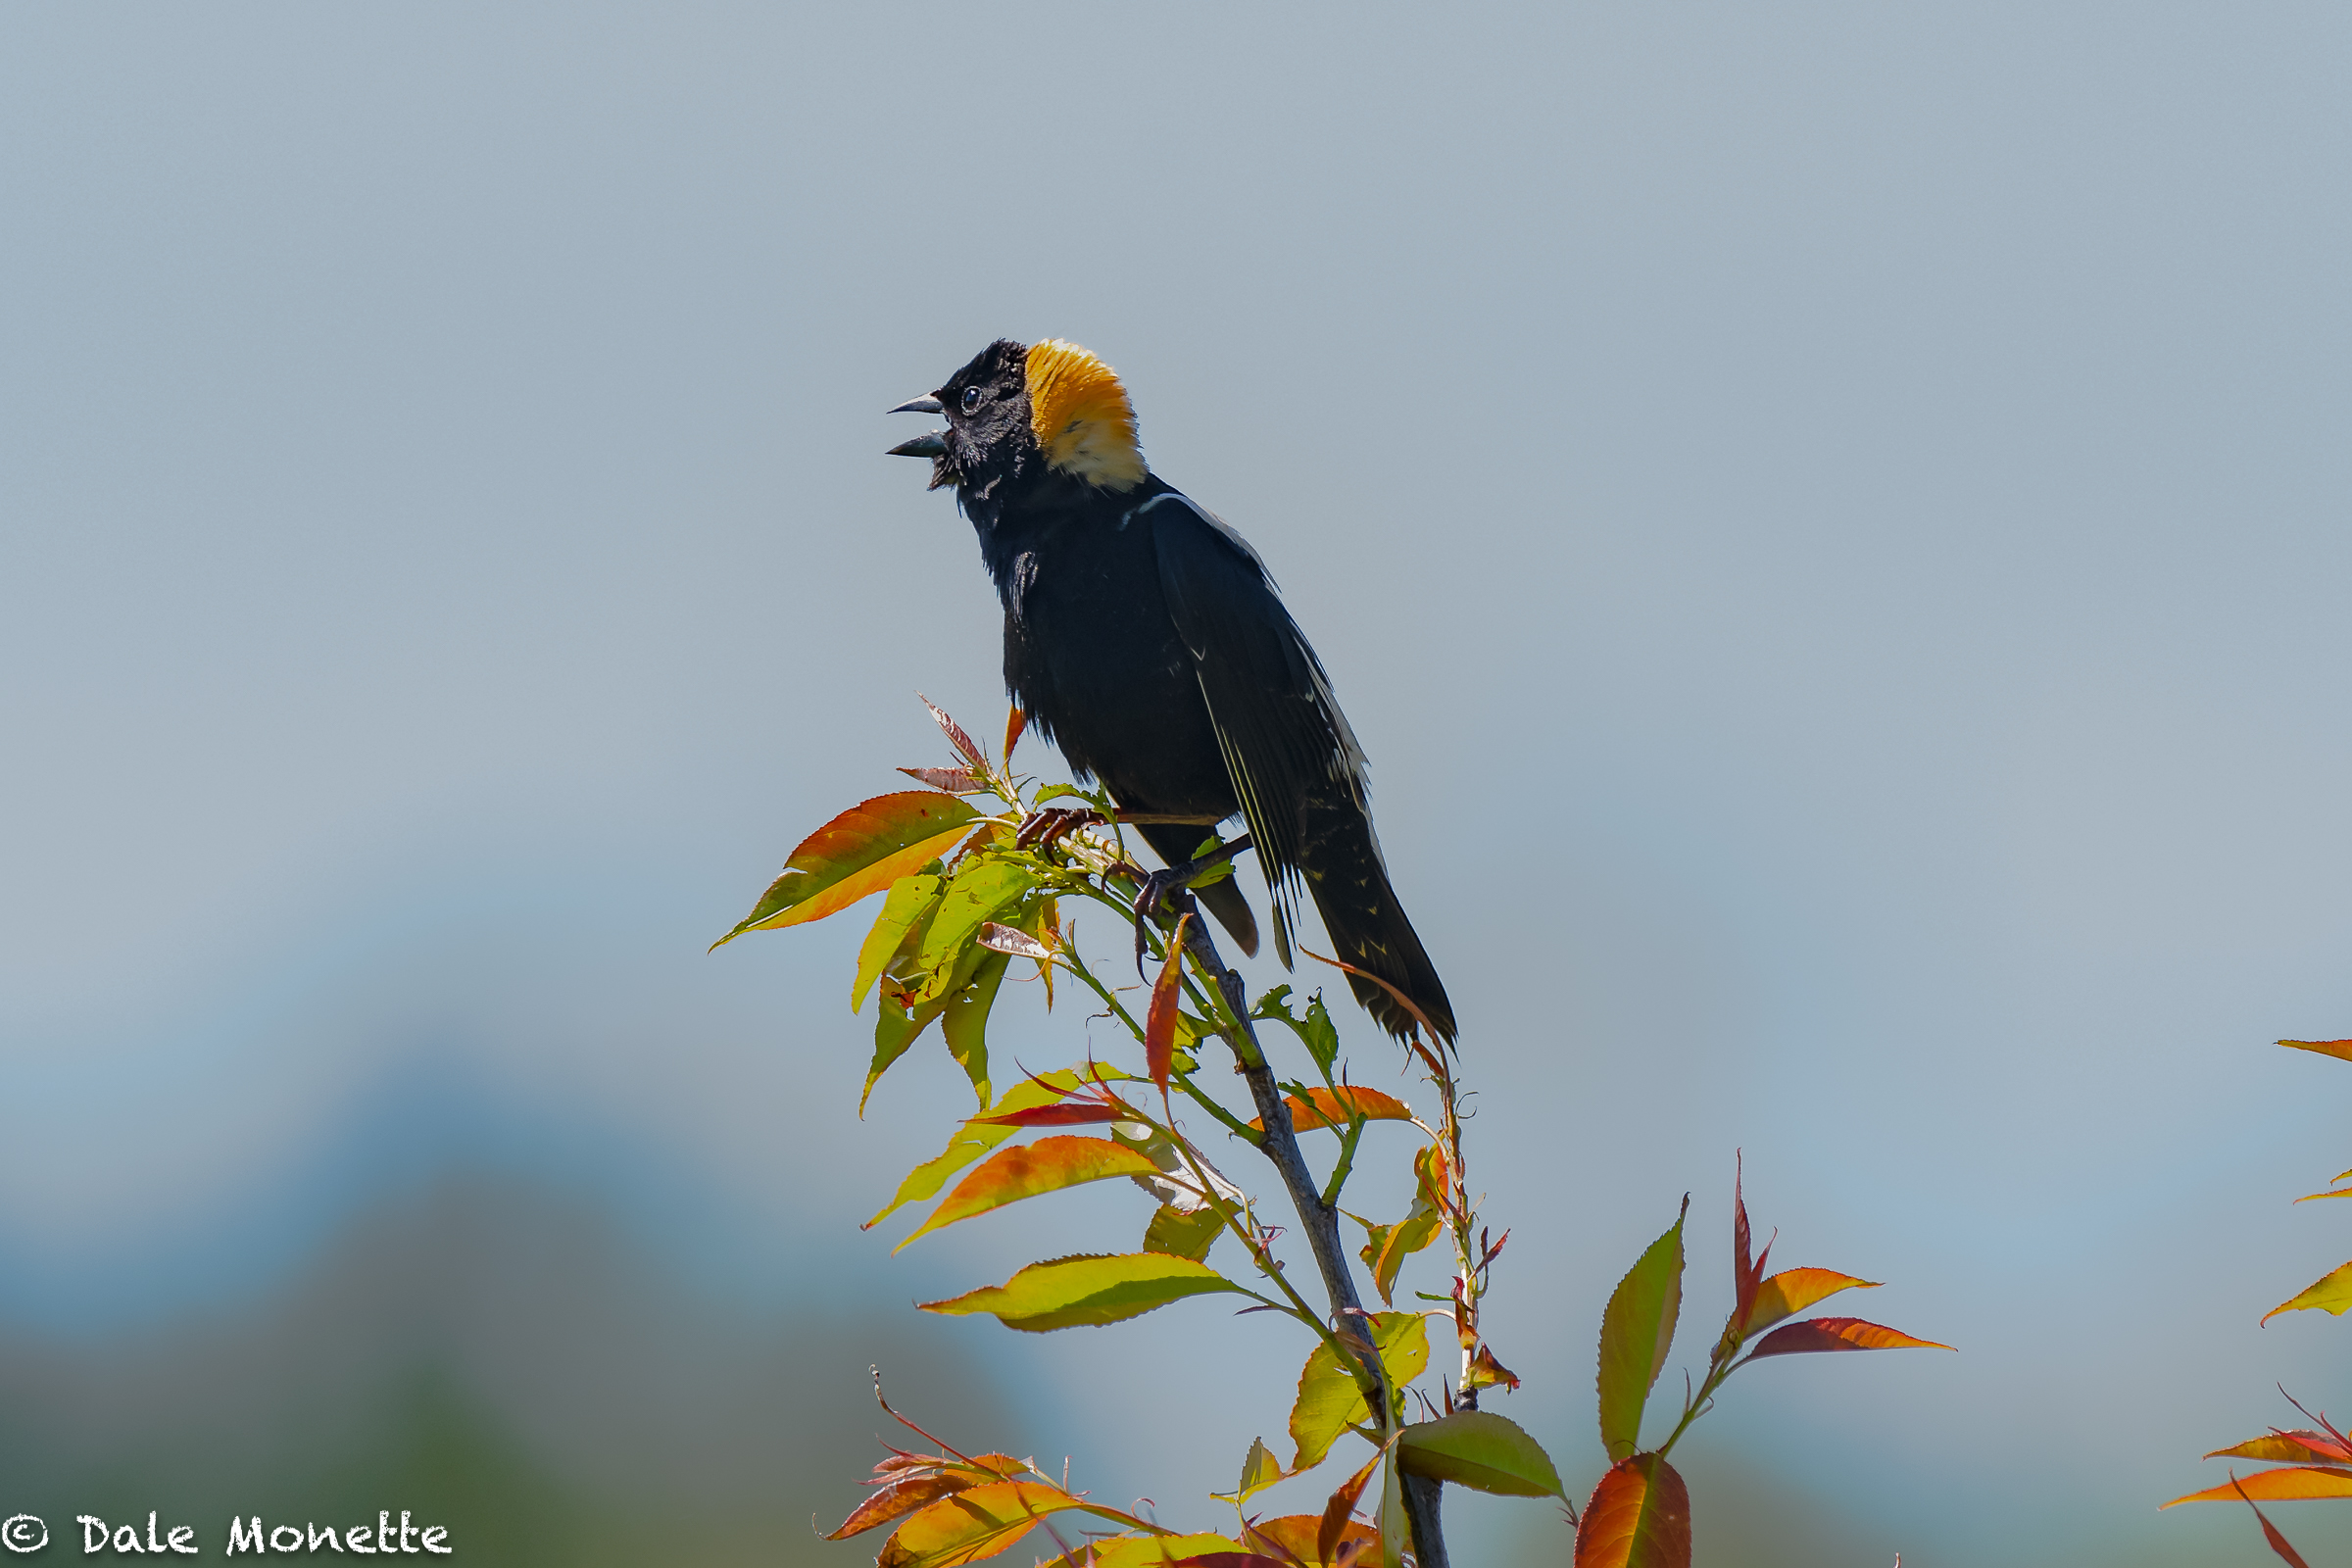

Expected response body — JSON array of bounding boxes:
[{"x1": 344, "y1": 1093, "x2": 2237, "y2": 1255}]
[{"x1": 1025, "y1": 339, "x2": 1147, "y2": 491}]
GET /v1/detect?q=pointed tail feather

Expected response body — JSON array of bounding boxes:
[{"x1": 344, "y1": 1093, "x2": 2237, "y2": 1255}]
[{"x1": 1297, "y1": 797, "x2": 1455, "y2": 1044}]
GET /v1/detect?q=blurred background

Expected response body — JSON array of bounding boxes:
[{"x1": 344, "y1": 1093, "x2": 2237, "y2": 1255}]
[{"x1": 2, "y1": 5, "x2": 2347, "y2": 1563}]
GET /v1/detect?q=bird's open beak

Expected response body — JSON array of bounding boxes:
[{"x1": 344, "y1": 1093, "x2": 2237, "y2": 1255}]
[{"x1": 888, "y1": 395, "x2": 948, "y2": 458}]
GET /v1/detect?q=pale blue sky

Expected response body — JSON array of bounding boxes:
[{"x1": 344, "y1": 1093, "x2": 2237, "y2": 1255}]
[{"x1": 3, "y1": 6, "x2": 2348, "y2": 1563}]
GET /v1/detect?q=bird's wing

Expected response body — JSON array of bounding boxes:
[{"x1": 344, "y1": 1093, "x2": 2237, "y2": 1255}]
[{"x1": 1148, "y1": 491, "x2": 1368, "y2": 967}]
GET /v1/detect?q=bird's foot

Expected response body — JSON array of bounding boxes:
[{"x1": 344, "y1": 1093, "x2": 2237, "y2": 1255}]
[
  {"x1": 1129, "y1": 835, "x2": 1254, "y2": 977},
  {"x1": 1012, "y1": 806, "x2": 1103, "y2": 852}
]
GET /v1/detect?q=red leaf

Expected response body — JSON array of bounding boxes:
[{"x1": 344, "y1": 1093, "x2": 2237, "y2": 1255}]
[
  {"x1": 900, "y1": 766, "x2": 985, "y2": 794},
  {"x1": 1731, "y1": 1156, "x2": 1770, "y2": 1338},
  {"x1": 1574, "y1": 1453, "x2": 1690, "y2": 1568},
  {"x1": 1004, "y1": 706, "x2": 1028, "y2": 762},
  {"x1": 922, "y1": 694, "x2": 986, "y2": 767},
  {"x1": 1319, "y1": 1449, "x2": 1383, "y2": 1567},
  {"x1": 1147, "y1": 915, "x2": 1192, "y2": 1091},
  {"x1": 969, "y1": 1102, "x2": 1123, "y2": 1128},
  {"x1": 1744, "y1": 1316, "x2": 1953, "y2": 1359},
  {"x1": 2234, "y1": 1475, "x2": 2316, "y2": 1568}
]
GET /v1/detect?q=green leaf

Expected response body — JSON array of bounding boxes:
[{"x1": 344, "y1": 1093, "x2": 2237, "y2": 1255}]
[
  {"x1": 1397, "y1": 1411, "x2": 1565, "y2": 1498},
  {"x1": 1298, "y1": 993, "x2": 1340, "y2": 1076},
  {"x1": 940, "y1": 951, "x2": 1009, "y2": 1107},
  {"x1": 918, "y1": 862, "x2": 1039, "y2": 977},
  {"x1": 1376, "y1": 1442, "x2": 1407, "y2": 1568},
  {"x1": 855, "y1": 874, "x2": 944, "y2": 1013},
  {"x1": 864, "y1": 939, "x2": 989, "y2": 1114},
  {"x1": 1144, "y1": 1201, "x2": 1225, "y2": 1262},
  {"x1": 920, "y1": 1252, "x2": 1247, "y2": 1332},
  {"x1": 2266, "y1": 1259, "x2": 2352, "y2": 1324},
  {"x1": 864, "y1": 1067, "x2": 1133, "y2": 1229},
  {"x1": 713, "y1": 792, "x2": 980, "y2": 948},
  {"x1": 1597, "y1": 1200, "x2": 1688, "y2": 1462},
  {"x1": 1289, "y1": 1311, "x2": 1431, "y2": 1471},
  {"x1": 899, "y1": 1137, "x2": 1164, "y2": 1250}
]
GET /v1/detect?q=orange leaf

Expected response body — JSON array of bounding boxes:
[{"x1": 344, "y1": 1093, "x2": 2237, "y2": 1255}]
[
  {"x1": 1740, "y1": 1268, "x2": 1879, "y2": 1337},
  {"x1": 1242, "y1": 1514, "x2": 1380, "y2": 1567},
  {"x1": 899, "y1": 1136, "x2": 1163, "y2": 1249},
  {"x1": 827, "y1": 1451, "x2": 1027, "y2": 1540},
  {"x1": 1147, "y1": 915, "x2": 1192, "y2": 1091},
  {"x1": 1247, "y1": 1086, "x2": 1416, "y2": 1134},
  {"x1": 1320, "y1": 1449, "x2": 1384, "y2": 1567},
  {"x1": 876, "y1": 1477, "x2": 1123, "y2": 1567},
  {"x1": 2164, "y1": 1467, "x2": 2352, "y2": 1506},
  {"x1": 1745, "y1": 1316, "x2": 1952, "y2": 1359},
  {"x1": 2208, "y1": 1431, "x2": 2352, "y2": 1465},
  {"x1": 1003, "y1": 706, "x2": 1027, "y2": 762},
  {"x1": 714, "y1": 792, "x2": 980, "y2": 945},
  {"x1": 1575, "y1": 1453, "x2": 1690, "y2": 1568},
  {"x1": 2280, "y1": 1039, "x2": 2352, "y2": 1063}
]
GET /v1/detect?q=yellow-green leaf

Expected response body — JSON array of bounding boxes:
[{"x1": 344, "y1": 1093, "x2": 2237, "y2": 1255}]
[
  {"x1": 1144, "y1": 1201, "x2": 1225, "y2": 1262},
  {"x1": 855, "y1": 874, "x2": 944, "y2": 1012},
  {"x1": 900, "y1": 1137, "x2": 1163, "y2": 1250},
  {"x1": 714, "y1": 792, "x2": 979, "y2": 947},
  {"x1": 940, "y1": 950, "x2": 1009, "y2": 1107},
  {"x1": 920, "y1": 1252, "x2": 1245, "y2": 1333},
  {"x1": 864, "y1": 939, "x2": 990, "y2": 1114},
  {"x1": 1289, "y1": 1312, "x2": 1431, "y2": 1471},
  {"x1": 1740, "y1": 1267, "x2": 1879, "y2": 1337},
  {"x1": 918, "y1": 862, "x2": 1039, "y2": 975},
  {"x1": 1211, "y1": 1438, "x2": 1285, "y2": 1506},
  {"x1": 1597, "y1": 1201, "x2": 1687, "y2": 1462},
  {"x1": 2265, "y1": 1260, "x2": 2352, "y2": 1324},
  {"x1": 1397, "y1": 1411, "x2": 1565, "y2": 1498},
  {"x1": 1085, "y1": 1534, "x2": 1244, "y2": 1567},
  {"x1": 865, "y1": 1067, "x2": 1133, "y2": 1229}
]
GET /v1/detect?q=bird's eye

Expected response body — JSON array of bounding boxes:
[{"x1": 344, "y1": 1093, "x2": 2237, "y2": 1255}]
[{"x1": 961, "y1": 386, "x2": 983, "y2": 413}]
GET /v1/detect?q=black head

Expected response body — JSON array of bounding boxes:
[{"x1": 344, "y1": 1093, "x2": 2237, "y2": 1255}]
[{"x1": 888, "y1": 337, "x2": 1147, "y2": 503}]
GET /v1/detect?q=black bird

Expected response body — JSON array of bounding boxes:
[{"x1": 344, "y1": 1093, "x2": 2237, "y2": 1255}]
[{"x1": 888, "y1": 338, "x2": 1454, "y2": 1045}]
